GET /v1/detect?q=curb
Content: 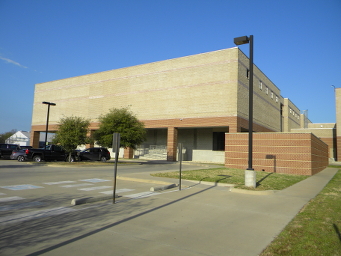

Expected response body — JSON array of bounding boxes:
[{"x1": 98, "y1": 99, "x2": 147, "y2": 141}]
[
  {"x1": 186, "y1": 180, "x2": 235, "y2": 187},
  {"x1": 185, "y1": 180, "x2": 277, "y2": 195},
  {"x1": 71, "y1": 194, "x2": 119, "y2": 205},
  {"x1": 150, "y1": 183, "x2": 177, "y2": 192},
  {"x1": 229, "y1": 188, "x2": 278, "y2": 195}
]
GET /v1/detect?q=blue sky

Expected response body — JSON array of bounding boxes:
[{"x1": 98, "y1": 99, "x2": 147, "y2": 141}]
[{"x1": 0, "y1": 0, "x2": 340, "y2": 134}]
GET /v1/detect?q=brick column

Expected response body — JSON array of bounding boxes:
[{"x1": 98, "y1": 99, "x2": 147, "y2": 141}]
[
  {"x1": 86, "y1": 130, "x2": 95, "y2": 148},
  {"x1": 30, "y1": 131, "x2": 40, "y2": 148},
  {"x1": 167, "y1": 127, "x2": 178, "y2": 161},
  {"x1": 124, "y1": 147, "x2": 134, "y2": 159},
  {"x1": 229, "y1": 116, "x2": 242, "y2": 133}
]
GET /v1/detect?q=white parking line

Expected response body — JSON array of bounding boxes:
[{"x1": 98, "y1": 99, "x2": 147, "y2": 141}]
[
  {"x1": 78, "y1": 186, "x2": 112, "y2": 191},
  {"x1": 60, "y1": 183, "x2": 92, "y2": 188},
  {"x1": 44, "y1": 181, "x2": 76, "y2": 185},
  {"x1": 1, "y1": 184, "x2": 44, "y2": 190},
  {"x1": 0, "y1": 196, "x2": 25, "y2": 203},
  {"x1": 0, "y1": 201, "x2": 44, "y2": 211},
  {"x1": 80, "y1": 179, "x2": 110, "y2": 183}
]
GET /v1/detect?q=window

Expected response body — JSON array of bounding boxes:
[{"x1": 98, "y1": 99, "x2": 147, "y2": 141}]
[
  {"x1": 271, "y1": 91, "x2": 274, "y2": 99},
  {"x1": 259, "y1": 80, "x2": 263, "y2": 90},
  {"x1": 54, "y1": 145, "x2": 63, "y2": 152},
  {"x1": 275, "y1": 96, "x2": 278, "y2": 103},
  {"x1": 265, "y1": 87, "x2": 269, "y2": 95},
  {"x1": 213, "y1": 132, "x2": 225, "y2": 151},
  {"x1": 246, "y1": 68, "x2": 249, "y2": 79}
]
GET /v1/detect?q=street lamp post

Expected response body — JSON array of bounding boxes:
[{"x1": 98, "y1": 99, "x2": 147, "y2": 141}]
[
  {"x1": 234, "y1": 35, "x2": 256, "y2": 187},
  {"x1": 42, "y1": 101, "x2": 56, "y2": 149}
]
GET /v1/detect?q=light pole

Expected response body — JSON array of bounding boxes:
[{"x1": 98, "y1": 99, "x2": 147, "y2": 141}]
[
  {"x1": 234, "y1": 35, "x2": 256, "y2": 187},
  {"x1": 42, "y1": 101, "x2": 56, "y2": 149}
]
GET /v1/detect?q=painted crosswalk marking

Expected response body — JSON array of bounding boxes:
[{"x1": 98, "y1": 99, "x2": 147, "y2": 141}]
[
  {"x1": 44, "y1": 181, "x2": 76, "y2": 185},
  {"x1": 0, "y1": 201, "x2": 44, "y2": 211},
  {"x1": 60, "y1": 183, "x2": 92, "y2": 188},
  {"x1": 78, "y1": 186, "x2": 112, "y2": 191},
  {"x1": 0, "y1": 196, "x2": 25, "y2": 203},
  {"x1": 0, "y1": 207, "x2": 76, "y2": 225},
  {"x1": 80, "y1": 178, "x2": 110, "y2": 183},
  {"x1": 0, "y1": 185, "x2": 44, "y2": 190},
  {"x1": 100, "y1": 188, "x2": 135, "y2": 195}
]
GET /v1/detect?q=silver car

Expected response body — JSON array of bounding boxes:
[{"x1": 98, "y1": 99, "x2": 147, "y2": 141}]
[{"x1": 10, "y1": 146, "x2": 32, "y2": 162}]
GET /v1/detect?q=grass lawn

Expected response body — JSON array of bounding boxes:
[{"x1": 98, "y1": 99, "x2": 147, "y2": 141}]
[
  {"x1": 260, "y1": 167, "x2": 341, "y2": 255},
  {"x1": 151, "y1": 167, "x2": 308, "y2": 191}
]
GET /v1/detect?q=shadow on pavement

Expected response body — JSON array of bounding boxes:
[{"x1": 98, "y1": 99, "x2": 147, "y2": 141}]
[{"x1": 21, "y1": 186, "x2": 215, "y2": 256}]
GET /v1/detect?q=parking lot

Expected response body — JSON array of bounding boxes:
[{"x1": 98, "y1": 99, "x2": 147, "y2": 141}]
[{"x1": 1, "y1": 159, "x2": 336, "y2": 256}]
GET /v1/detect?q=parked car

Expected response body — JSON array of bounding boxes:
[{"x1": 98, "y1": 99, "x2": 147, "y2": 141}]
[
  {"x1": 78, "y1": 147, "x2": 111, "y2": 162},
  {"x1": 10, "y1": 146, "x2": 33, "y2": 161},
  {"x1": 10, "y1": 149, "x2": 26, "y2": 161},
  {"x1": 20, "y1": 146, "x2": 33, "y2": 150},
  {"x1": 0, "y1": 144, "x2": 20, "y2": 159},
  {"x1": 24, "y1": 144, "x2": 77, "y2": 162}
]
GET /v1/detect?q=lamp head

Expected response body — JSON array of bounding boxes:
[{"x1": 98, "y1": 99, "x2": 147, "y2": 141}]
[
  {"x1": 42, "y1": 101, "x2": 56, "y2": 106},
  {"x1": 234, "y1": 36, "x2": 250, "y2": 45}
]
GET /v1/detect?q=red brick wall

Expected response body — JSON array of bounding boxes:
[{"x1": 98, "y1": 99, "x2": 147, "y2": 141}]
[
  {"x1": 319, "y1": 137, "x2": 336, "y2": 159},
  {"x1": 124, "y1": 147, "x2": 134, "y2": 159},
  {"x1": 310, "y1": 135, "x2": 329, "y2": 175},
  {"x1": 225, "y1": 133, "x2": 328, "y2": 176},
  {"x1": 167, "y1": 127, "x2": 178, "y2": 161}
]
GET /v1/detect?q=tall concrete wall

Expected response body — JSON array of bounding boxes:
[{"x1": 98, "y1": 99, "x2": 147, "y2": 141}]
[
  {"x1": 237, "y1": 50, "x2": 283, "y2": 132},
  {"x1": 31, "y1": 48, "x2": 240, "y2": 128},
  {"x1": 282, "y1": 98, "x2": 301, "y2": 132}
]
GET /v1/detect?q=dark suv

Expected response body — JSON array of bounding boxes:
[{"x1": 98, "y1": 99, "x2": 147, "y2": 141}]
[
  {"x1": 78, "y1": 147, "x2": 111, "y2": 162},
  {"x1": 0, "y1": 144, "x2": 20, "y2": 159}
]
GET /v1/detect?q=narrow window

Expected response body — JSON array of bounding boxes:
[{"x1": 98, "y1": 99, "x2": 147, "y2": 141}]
[
  {"x1": 213, "y1": 132, "x2": 225, "y2": 151},
  {"x1": 259, "y1": 81, "x2": 263, "y2": 90}
]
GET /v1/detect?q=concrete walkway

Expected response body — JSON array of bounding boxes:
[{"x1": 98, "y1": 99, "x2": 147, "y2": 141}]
[{"x1": 27, "y1": 167, "x2": 338, "y2": 256}]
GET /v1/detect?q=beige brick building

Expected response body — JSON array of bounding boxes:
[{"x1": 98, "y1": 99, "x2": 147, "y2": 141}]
[{"x1": 30, "y1": 47, "x2": 335, "y2": 173}]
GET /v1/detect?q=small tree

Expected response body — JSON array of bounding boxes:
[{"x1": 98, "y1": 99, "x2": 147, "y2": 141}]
[
  {"x1": 0, "y1": 129, "x2": 17, "y2": 143},
  {"x1": 94, "y1": 108, "x2": 146, "y2": 149},
  {"x1": 53, "y1": 116, "x2": 90, "y2": 161}
]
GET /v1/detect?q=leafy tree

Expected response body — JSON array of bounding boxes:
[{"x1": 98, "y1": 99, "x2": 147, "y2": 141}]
[
  {"x1": 53, "y1": 116, "x2": 90, "y2": 161},
  {"x1": 0, "y1": 129, "x2": 17, "y2": 143},
  {"x1": 94, "y1": 108, "x2": 146, "y2": 149}
]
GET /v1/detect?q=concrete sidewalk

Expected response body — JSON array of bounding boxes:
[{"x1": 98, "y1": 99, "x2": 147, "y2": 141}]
[{"x1": 27, "y1": 167, "x2": 338, "y2": 256}]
